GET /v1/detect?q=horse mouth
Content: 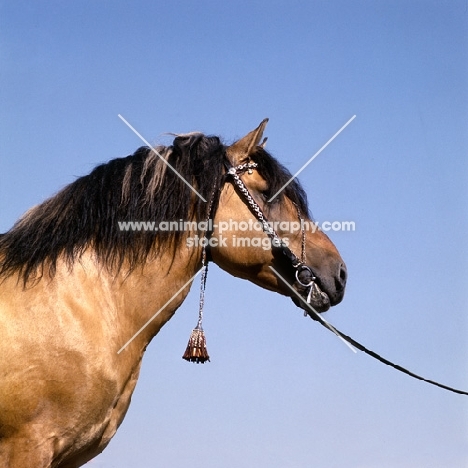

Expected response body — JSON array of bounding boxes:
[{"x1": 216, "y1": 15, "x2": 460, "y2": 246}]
[{"x1": 292, "y1": 281, "x2": 331, "y2": 314}]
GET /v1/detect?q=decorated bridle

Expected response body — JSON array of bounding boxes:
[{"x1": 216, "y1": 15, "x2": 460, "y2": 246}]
[
  {"x1": 224, "y1": 160, "x2": 317, "y2": 299},
  {"x1": 181, "y1": 152, "x2": 468, "y2": 397},
  {"x1": 182, "y1": 156, "x2": 317, "y2": 363}
]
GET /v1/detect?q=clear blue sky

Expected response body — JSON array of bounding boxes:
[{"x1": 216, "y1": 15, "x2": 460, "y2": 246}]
[{"x1": 1, "y1": 1, "x2": 467, "y2": 467}]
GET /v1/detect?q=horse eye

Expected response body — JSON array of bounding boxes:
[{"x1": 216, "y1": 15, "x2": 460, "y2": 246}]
[{"x1": 260, "y1": 190, "x2": 275, "y2": 203}]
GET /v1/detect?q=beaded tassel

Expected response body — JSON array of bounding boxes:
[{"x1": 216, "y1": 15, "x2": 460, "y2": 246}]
[
  {"x1": 182, "y1": 322, "x2": 209, "y2": 363},
  {"x1": 182, "y1": 245, "x2": 210, "y2": 363}
]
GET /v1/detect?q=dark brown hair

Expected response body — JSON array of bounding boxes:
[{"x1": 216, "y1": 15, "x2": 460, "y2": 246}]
[{"x1": 0, "y1": 133, "x2": 308, "y2": 284}]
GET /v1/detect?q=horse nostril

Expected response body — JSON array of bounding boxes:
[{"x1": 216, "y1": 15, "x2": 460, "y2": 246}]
[
  {"x1": 340, "y1": 265, "x2": 347, "y2": 282},
  {"x1": 335, "y1": 264, "x2": 347, "y2": 291}
]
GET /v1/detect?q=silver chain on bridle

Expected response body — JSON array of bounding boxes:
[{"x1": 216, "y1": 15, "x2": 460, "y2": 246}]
[{"x1": 224, "y1": 160, "x2": 317, "y2": 304}]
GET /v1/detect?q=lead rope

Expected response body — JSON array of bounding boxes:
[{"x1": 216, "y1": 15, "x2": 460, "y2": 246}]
[{"x1": 310, "y1": 310, "x2": 468, "y2": 396}]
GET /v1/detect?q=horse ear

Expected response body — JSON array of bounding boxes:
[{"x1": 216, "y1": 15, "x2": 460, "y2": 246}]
[{"x1": 227, "y1": 118, "x2": 269, "y2": 165}]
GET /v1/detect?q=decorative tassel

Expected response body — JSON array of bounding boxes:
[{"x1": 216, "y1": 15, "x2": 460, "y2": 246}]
[
  {"x1": 183, "y1": 187, "x2": 217, "y2": 363},
  {"x1": 182, "y1": 241, "x2": 210, "y2": 363},
  {"x1": 182, "y1": 324, "x2": 210, "y2": 363}
]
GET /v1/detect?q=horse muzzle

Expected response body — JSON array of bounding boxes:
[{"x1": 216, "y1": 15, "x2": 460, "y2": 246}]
[{"x1": 292, "y1": 263, "x2": 346, "y2": 314}]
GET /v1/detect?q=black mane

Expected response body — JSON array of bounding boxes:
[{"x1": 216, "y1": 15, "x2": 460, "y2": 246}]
[{"x1": 0, "y1": 133, "x2": 309, "y2": 284}]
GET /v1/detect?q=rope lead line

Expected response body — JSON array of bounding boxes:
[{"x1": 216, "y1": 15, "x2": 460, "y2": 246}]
[
  {"x1": 329, "y1": 325, "x2": 468, "y2": 396},
  {"x1": 270, "y1": 266, "x2": 468, "y2": 396}
]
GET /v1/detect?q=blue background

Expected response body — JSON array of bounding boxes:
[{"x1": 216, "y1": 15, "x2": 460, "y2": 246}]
[{"x1": 1, "y1": 1, "x2": 467, "y2": 467}]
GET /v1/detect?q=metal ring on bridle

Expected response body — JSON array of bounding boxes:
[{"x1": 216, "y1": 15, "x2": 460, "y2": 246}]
[{"x1": 295, "y1": 264, "x2": 316, "y2": 287}]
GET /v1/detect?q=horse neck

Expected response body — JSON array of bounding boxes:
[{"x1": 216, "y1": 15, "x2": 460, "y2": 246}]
[
  {"x1": 116, "y1": 248, "x2": 200, "y2": 347},
  {"x1": 116, "y1": 249, "x2": 200, "y2": 349},
  {"x1": 48, "y1": 242, "x2": 202, "y2": 360}
]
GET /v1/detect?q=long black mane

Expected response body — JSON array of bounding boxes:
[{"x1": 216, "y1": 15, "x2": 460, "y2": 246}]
[{"x1": 0, "y1": 133, "x2": 308, "y2": 284}]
